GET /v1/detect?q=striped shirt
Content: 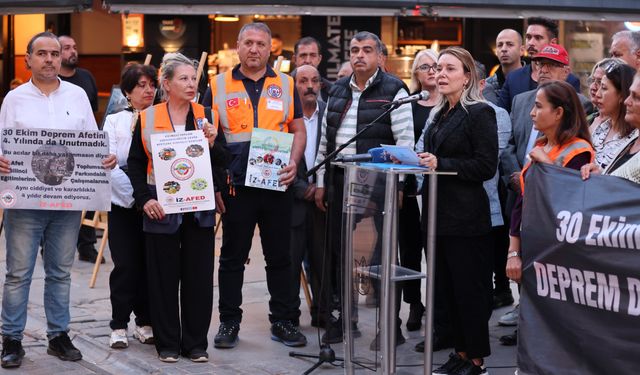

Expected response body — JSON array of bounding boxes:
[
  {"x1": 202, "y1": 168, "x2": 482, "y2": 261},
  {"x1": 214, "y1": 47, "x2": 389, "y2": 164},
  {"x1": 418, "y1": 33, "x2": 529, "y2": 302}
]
[{"x1": 315, "y1": 70, "x2": 414, "y2": 188}]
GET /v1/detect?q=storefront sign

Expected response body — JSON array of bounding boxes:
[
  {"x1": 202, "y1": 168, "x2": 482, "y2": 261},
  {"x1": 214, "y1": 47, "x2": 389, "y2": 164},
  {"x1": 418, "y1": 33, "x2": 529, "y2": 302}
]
[
  {"x1": 150, "y1": 130, "x2": 215, "y2": 214},
  {"x1": 0, "y1": 128, "x2": 111, "y2": 211},
  {"x1": 567, "y1": 32, "x2": 603, "y2": 75},
  {"x1": 301, "y1": 16, "x2": 381, "y2": 80},
  {"x1": 122, "y1": 13, "x2": 144, "y2": 48}
]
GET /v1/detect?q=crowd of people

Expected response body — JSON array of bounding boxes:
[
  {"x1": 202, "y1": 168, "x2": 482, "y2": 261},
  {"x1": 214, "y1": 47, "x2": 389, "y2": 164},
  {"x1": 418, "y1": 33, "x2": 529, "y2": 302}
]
[{"x1": 0, "y1": 17, "x2": 639, "y2": 375}]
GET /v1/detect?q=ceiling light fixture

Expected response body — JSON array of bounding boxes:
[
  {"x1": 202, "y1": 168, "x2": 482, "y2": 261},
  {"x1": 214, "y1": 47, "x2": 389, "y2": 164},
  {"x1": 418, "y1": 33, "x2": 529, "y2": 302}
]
[{"x1": 213, "y1": 15, "x2": 239, "y2": 22}]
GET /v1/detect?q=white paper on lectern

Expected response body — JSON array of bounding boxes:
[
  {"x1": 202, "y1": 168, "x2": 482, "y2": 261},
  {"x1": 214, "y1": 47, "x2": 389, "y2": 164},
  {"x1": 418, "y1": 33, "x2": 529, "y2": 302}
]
[{"x1": 381, "y1": 144, "x2": 421, "y2": 165}]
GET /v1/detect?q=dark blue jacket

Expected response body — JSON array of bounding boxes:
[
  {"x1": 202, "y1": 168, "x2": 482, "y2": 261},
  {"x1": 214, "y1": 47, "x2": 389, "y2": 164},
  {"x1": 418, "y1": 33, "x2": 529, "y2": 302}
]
[{"x1": 497, "y1": 64, "x2": 581, "y2": 112}]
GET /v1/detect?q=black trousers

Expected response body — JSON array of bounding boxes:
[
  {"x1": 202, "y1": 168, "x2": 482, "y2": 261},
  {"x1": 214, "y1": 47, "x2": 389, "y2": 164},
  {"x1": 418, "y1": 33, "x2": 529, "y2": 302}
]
[
  {"x1": 492, "y1": 224, "x2": 510, "y2": 295},
  {"x1": 290, "y1": 201, "x2": 327, "y2": 324},
  {"x1": 325, "y1": 169, "x2": 400, "y2": 327},
  {"x1": 108, "y1": 204, "x2": 150, "y2": 330},
  {"x1": 77, "y1": 211, "x2": 97, "y2": 253},
  {"x1": 434, "y1": 234, "x2": 493, "y2": 359},
  {"x1": 398, "y1": 195, "x2": 423, "y2": 304},
  {"x1": 145, "y1": 213, "x2": 214, "y2": 355},
  {"x1": 219, "y1": 186, "x2": 296, "y2": 324}
]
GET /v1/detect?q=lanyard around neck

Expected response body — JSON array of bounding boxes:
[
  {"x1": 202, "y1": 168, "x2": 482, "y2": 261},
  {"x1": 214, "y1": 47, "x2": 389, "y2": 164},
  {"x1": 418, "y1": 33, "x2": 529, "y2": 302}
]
[{"x1": 166, "y1": 102, "x2": 197, "y2": 131}]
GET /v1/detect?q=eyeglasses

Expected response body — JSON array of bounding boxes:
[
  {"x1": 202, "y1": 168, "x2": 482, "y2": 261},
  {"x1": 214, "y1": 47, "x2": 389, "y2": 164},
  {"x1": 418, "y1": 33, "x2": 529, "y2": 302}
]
[
  {"x1": 534, "y1": 60, "x2": 564, "y2": 69},
  {"x1": 587, "y1": 76, "x2": 602, "y2": 87},
  {"x1": 416, "y1": 63, "x2": 437, "y2": 73}
]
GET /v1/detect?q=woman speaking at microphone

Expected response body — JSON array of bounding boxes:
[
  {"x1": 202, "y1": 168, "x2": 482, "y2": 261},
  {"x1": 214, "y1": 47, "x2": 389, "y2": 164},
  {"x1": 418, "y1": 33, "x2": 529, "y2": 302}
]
[
  {"x1": 415, "y1": 47, "x2": 497, "y2": 375},
  {"x1": 127, "y1": 53, "x2": 227, "y2": 363}
]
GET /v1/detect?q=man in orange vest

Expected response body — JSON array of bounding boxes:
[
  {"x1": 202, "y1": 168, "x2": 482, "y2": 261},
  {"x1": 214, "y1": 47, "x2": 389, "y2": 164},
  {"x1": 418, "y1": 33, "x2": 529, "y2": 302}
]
[{"x1": 210, "y1": 22, "x2": 307, "y2": 349}]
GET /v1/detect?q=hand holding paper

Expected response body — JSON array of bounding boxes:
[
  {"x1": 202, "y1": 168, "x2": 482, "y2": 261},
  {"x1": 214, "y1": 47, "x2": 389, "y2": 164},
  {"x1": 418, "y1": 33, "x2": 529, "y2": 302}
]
[{"x1": 382, "y1": 144, "x2": 429, "y2": 169}]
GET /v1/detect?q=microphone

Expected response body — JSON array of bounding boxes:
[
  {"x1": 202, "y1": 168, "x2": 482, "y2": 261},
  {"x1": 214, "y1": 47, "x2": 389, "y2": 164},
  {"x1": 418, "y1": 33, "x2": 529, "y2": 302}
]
[
  {"x1": 381, "y1": 90, "x2": 429, "y2": 109},
  {"x1": 335, "y1": 147, "x2": 391, "y2": 163}
]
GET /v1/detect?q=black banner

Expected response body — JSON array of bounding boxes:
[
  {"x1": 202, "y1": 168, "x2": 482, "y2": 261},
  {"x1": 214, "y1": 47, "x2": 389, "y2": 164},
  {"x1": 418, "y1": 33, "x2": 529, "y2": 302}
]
[
  {"x1": 301, "y1": 16, "x2": 381, "y2": 80},
  {"x1": 519, "y1": 164, "x2": 640, "y2": 375}
]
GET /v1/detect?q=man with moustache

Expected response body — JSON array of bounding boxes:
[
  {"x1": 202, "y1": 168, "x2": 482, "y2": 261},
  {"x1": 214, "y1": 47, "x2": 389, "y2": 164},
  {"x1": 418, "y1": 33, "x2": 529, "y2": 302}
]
[
  {"x1": 58, "y1": 36, "x2": 98, "y2": 113},
  {"x1": 0, "y1": 32, "x2": 114, "y2": 368},
  {"x1": 314, "y1": 31, "x2": 414, "y2": 343},
  {"x1": 290, "y1": 65, "x2": 327, "y2": 328},
  {"x1": 58, "y1": 35, "x2": 103, "y2": 264},
  {"x1": 497, "y1": 17, "x2": 581, "y2": 112},
  {"x1": 210, "y1": 22, "x2": 307, "y2": 349},
  {"x1": 484, "y1": 29, "x2": 525, "y2": 105}
]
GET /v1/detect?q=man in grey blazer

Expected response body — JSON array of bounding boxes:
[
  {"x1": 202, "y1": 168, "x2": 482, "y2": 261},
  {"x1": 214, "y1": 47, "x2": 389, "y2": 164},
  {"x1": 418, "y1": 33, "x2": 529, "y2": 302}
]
[
  {"x1": 290, "y1": 65, "x2": 327, "y2": 327},
  {"x1": 501, "y1": 44, "x2": 593, "y2": 190},
  {"x1": 498, "y1": 43, "x2": 593, "y2": 346}
]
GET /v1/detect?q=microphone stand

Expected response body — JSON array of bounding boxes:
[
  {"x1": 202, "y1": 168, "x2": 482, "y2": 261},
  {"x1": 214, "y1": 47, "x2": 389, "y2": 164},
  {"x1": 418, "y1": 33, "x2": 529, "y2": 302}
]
[{"x1": 289, "y1": 102, "x2": 400, "y2": 374}]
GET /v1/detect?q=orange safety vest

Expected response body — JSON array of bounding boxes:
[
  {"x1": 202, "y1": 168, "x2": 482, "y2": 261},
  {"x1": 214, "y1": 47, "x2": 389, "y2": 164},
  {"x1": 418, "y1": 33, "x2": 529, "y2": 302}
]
[
  {"x1": 139, "y1": 102, "x2": 207, "y2": 185},
  {"x1": 210, "y1": 69, "x2": 294, "y2": 144},
  {"x1": 520, "y1": 137, "x2": 594, "y2": 194}
]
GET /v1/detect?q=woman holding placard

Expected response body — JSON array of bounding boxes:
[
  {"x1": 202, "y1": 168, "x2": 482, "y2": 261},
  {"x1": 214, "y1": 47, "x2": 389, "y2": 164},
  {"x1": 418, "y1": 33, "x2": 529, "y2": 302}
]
[{"x1": 127, "y1": 52, "x2": 227, "y2": 363}]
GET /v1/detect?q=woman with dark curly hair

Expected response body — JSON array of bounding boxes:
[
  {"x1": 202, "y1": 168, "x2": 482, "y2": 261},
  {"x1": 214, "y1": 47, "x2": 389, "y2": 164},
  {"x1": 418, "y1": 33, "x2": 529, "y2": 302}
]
[{"x1": 103, "y1": 63, "x2": 158, "y2": 349}]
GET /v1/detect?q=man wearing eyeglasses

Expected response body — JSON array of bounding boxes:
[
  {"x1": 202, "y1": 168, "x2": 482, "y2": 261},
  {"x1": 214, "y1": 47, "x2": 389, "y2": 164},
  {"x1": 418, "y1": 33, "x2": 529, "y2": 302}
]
[
  {"x1": 497, "y1": 17, "x2": 581, "y2": 112},
  {"x1": 497, "y1": 43, "x2": 592, "y2": 346}
]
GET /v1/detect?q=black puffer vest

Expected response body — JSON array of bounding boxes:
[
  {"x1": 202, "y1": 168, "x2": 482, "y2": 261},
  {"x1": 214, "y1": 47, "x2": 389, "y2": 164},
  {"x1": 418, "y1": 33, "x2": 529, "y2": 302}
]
[{"x1": 325, "y1": 71, "x2": 407, "y2": 154}]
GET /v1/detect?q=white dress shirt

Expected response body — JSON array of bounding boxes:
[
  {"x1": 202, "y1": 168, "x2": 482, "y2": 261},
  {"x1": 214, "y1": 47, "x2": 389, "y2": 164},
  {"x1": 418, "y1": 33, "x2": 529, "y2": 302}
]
[
  {"x1": 303, "y1": 104, "x2": 319, "y2": 182},
  {"x1": 0, "y1": 79, "x2": 96, "y2": 137},
  {"x1": 103, "y1": 110, "x2": 137, "y2": 208}
]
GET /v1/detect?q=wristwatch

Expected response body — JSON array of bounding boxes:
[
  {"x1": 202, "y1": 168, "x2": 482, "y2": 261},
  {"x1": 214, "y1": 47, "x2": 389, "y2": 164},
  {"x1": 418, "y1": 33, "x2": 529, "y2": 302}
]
[{"x1": 507, "y1": 251, "x2": 520, "y2": 259}]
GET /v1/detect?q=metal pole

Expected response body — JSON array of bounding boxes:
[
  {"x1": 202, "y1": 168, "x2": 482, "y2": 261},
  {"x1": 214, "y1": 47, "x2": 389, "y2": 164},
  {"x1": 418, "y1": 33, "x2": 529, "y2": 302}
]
[
  {"x1": 423, "y1": 174, "x2": 438, "y2": 375},
  {"x1": 389, "y1": 173, "x2": 399, "y2": 373},
  {"x1": 343, "y1": 166, "x2": 355, "y2": 375},
  {"x1": 381, "y1": 173, "x2": 397, "y2": 374}
]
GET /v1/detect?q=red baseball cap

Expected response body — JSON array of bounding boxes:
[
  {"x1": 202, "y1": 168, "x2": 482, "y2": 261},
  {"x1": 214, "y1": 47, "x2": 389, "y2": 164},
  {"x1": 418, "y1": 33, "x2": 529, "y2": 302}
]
[{"x1": 532, "y1": 44, "x2": 570, "y2": 66}]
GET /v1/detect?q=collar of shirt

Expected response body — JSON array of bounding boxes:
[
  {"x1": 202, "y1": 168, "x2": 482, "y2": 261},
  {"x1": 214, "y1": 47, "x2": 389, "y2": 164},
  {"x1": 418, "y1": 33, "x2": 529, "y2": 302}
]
[
  {"x1": 303, "y1": 103, "x2": 319, "y2": 121},
  {"x1": 26, "y1": 77, "x2": 63, "y2": 96},
  {"x1": 232, "y1": 63, "x2": 277, "y2": 81},
  {"x1": 349, "y1": 68, "x2": 379, "y2": 92}
]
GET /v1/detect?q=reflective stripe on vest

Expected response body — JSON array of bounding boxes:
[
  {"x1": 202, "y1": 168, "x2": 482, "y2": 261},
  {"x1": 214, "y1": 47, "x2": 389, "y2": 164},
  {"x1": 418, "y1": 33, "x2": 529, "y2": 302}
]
[
  {"x1": 520, "y1": 138, "x2": 594, "y2": 194},
  {"x1": 211, "y1": 70, "x2": 294, "y2": 144},
  {"x1": 140, "y1": 102, "x2": 206, "y2": 185}
]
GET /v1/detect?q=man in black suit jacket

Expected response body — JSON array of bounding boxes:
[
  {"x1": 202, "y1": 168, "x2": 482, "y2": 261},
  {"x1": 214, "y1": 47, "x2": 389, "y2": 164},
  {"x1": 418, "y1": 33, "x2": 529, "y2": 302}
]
[{"x1": 290, "y1": 65, "x2": 327, "y2": 327}]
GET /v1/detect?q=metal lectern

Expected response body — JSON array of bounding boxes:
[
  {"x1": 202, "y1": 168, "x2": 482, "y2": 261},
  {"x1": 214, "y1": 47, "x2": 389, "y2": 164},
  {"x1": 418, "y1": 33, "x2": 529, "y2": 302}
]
[{"x1": 336, "y1": 162, "x2": 455, "y2": 375}]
